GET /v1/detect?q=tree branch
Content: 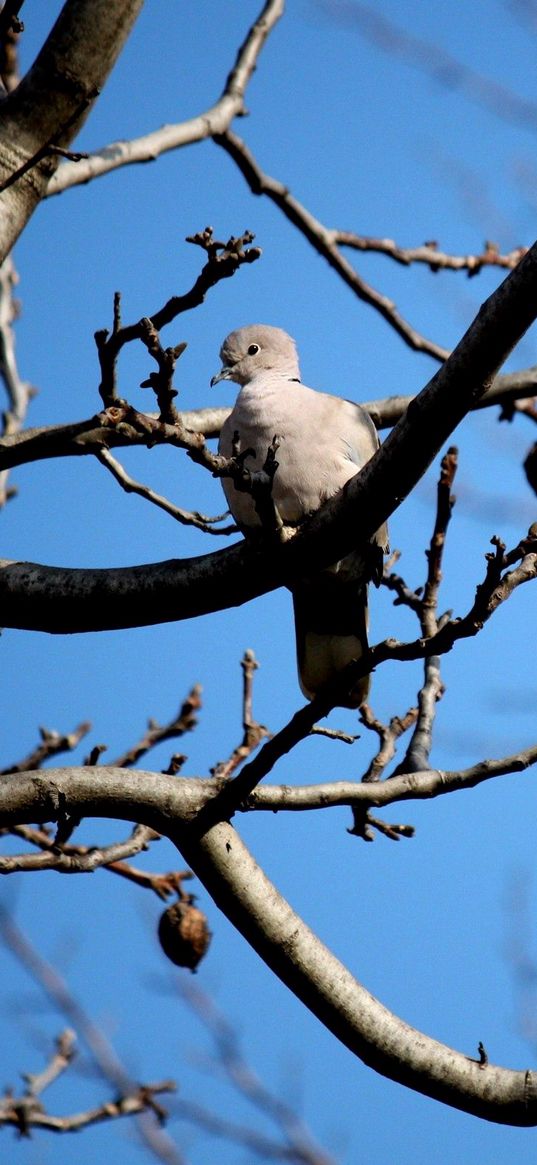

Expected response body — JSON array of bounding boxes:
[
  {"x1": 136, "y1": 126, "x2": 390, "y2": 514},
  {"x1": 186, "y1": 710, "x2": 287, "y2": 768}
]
[
  {"x1": 96, "y1": 448, "x2": 235, "y2": 534},
  {"x1": 1, "y1": 766, "x2": 537, "y2": 1124},
  {"x1": 1, "y1": 363, "x2": 536, "y2": 476},
  {"x1": 1, "y1": 721, "x2": 91, "y2": 775},
  {"x1": 0, "y1": 0, "x2": 145, "y2": 260},
  {"x1": 214, "y1": 129, "x2": 449, "y2": 361},
  {"x1": 45, "y1": 0, "x2": 284, "y2": 198},
  {"x1": 247, "y1": 742, "x2": 537, "y2": 811},
  {"x1": 3, "y1": 239, "x2": 537, "y2": 632},
  {"x1": 333, "y1": 232, "x2": 527, "y2": 275},
  {"x1": 0, "y1": 907, "x2": 184, "y2": 1161}
]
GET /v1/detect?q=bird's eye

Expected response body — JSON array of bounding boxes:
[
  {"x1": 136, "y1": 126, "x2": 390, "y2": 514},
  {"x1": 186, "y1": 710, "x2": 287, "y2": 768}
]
[{"x1": 247, "y1": 344, "x2": 259, "y2": 356}]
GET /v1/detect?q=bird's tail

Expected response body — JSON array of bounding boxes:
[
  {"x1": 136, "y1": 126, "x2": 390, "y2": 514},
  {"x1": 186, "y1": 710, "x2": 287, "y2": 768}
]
[{"x1": 291, "y1": 574, "x2": 370, "y2": 709}]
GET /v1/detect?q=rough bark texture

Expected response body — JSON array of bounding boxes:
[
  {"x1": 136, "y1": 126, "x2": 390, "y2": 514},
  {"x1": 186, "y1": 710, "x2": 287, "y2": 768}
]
[
  {"x1": 0, "y1": 0, "x2": 144, "y2": 260},
  {"x1": 1, "y1": 765, "x2": 536, "y2": 1126}
]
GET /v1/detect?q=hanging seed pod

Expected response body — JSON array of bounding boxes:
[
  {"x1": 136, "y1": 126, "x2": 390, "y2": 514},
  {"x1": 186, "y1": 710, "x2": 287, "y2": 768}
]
[{"x1": 158, "y1": 900, "x2": 211, "y2": 971}]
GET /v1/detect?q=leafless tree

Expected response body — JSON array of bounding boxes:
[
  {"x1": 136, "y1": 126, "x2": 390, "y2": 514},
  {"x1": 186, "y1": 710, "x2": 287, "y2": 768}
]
[{"x1": 2, "y1": 1, "x2": 537, "y2": 1154}]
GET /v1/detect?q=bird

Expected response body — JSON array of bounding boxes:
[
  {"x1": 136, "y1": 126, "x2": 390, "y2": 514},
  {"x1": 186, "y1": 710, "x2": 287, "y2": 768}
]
[{"x1": 212, "y1": 324, "x2": 388, "y2": 708}]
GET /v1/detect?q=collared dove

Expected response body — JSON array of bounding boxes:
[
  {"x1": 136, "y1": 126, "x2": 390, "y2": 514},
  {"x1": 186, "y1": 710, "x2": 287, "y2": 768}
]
[{"x1": 212, "y1": 324, "x2": 388, "y2": 707}]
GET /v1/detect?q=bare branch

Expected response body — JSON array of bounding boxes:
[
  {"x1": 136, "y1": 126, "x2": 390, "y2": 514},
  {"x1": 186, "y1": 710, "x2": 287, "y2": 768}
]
[
  {"x1": 381, "y1": 552, "x2": 423, "y2": 613},
  {"x1": 111, "y1": 684, "x2": 202, "y2": 768},
  {"x1": 390, "y1": 447, "x2": 456, "y2": 774},
  {"x1": 0, "y1": 257, "x2": 34, "y2": 505},
  {"x1": 4, "y1": 238, "x2": 537, "y2": 633},
  {"x1": 0, "y1": 908, "x2": 184, "y2": 1162},
  {"x1": 45, "y1": 0, "x2": 285, "y2": 197},
  {"x1": 359, "y1": 704, "x2": 419, "y2": 782},
  {"x1": 1, "y1": 768, "x2": 536, "y2": 1124},
  {"x1": 0, "y1": 1027, "x2": 175, "y2": 1137},
  {"x1": 310, "y1": 725, "x2": 359, "y2": 744},
  {"x1": 138, "y1": 316, "x2": 184, "y2": 424},
  {"x1": 2, "y1": 363, "x2": 537, "y2": 479},
  {"x1": 0, "y1": 822, "x2": 157, "y2": 876},
  {"x1": 1, "y1": 721, "x2": 91, "y2": 775},
  {"x1": 96, "y1": 449, "x2": 236, "y2": 535},
  {"x1": 249, "y1": 742, "x2": 537, "y2": 812},
  {"x1": 214, "y1": 130, "x2": 449, "y2": 361},
  {"x1": 106, "y1": 863, "x2": 192, "y2": 901},
  {"x1": 24, "y1": 1028, "x2": 76, "y2": 1097},
  {"x1": 421, "y1": 446, "x2": 458, "y2": 634},
  {"x1": 395, "y1": 655, "x2": 444, "y2": 776},
  {"x1": 212, "y1": 649, "x2": 270, "y2": 780},
  {"x1": 95, "y1": 230, "x2": 261, "y2": 407},
  {"x1": 333, "y1": 232, "x2": 527, "y2": 276},
  {"x1": 199, "y1": 527, "x2": 537, "y2": 816}
]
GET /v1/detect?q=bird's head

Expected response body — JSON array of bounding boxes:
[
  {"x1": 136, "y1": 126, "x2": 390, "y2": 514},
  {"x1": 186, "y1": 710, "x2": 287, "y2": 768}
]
[{"x1": 211, "y1": 324, "x2": 300, "y2": 386}]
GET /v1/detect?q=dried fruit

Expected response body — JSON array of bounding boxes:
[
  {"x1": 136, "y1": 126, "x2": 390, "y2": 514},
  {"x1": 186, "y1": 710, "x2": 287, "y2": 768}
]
[{"x1": 157, "y1": 900, "x2": 211, "y2": 971}]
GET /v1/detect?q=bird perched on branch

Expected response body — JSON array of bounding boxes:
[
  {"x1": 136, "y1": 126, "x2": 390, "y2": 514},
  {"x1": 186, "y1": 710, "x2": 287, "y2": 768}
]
[{"x1": 212, "y1": 325, "x2": 388, "y2": 707}]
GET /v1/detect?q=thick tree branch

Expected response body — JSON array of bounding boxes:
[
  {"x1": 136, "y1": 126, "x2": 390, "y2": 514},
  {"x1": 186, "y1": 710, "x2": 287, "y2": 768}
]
[
  {"x1": 1, "y1": 363, "x2": 536, "y2": 476},
  {"x1": 3, "y1": 237, "x2": 537, "y2": 633},
  {"x1": 45, "y1": 0, "x2": 284, "y2": 198},
  {"x1": 0, "y1": 0, "x2": 145, "y2": 260},
  {"x1": 1, "y1": 766, "x2": 537, "y2": 1124}
]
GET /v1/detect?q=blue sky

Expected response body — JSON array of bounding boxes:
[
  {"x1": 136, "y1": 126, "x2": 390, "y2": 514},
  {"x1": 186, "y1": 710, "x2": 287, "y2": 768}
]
[{"x1": 2, "y1": 2, "x2": 537, "y2": 1162}]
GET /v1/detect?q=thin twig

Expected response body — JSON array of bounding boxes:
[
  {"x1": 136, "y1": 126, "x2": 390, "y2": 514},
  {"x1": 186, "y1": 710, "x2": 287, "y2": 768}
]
[
  {"x1": 334, "y1": 232, "x2": 526, "y2": 276},
  {"x1": 359, "y1": 704, "x2": 419, "y2": 782},
  {"x1": 110, "y1": 686, "x2": 201, "y2": 769},
  {"x1": 0, "y1": 823, "x2": 155, "y2": 875},
  {"x1": 95, "y1": 230, "x2": 261, "y2": 406},
  {"x1": 0, "y1": 1026, "x2": 175, "y2": 1137},
  {"x1": 212, "y1": 650, "x2": 270, "y2": 780},
  {"x1": 1, "y1": 721, "x2": 91, "y2": 776},
  {"x1": 391, "y1": 448, "x2": 457, "y2": 774},
  {"x1": 0, "y1": 910, "x2": 184, "y2": 1163},
  {"x1": 214, "y1": 129, "x2": 449, "y2": 361},
  {"x1": 96, "y1": 449, "x2": 236, "y2": 535},
  {"x1": 198, "y1": 527, "x2": 537, "y2": 817}
]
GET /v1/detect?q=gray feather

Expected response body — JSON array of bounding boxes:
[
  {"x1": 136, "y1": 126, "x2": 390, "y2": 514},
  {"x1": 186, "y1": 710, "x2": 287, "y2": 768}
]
[{"x1": 214, "y1": 325, "x2": 388, "y2": 708}]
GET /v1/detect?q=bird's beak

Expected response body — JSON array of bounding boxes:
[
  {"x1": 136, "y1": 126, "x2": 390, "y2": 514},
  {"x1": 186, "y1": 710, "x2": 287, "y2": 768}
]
[{"x1": 210, "y1": 365, "x2": 233, "y2": 387}]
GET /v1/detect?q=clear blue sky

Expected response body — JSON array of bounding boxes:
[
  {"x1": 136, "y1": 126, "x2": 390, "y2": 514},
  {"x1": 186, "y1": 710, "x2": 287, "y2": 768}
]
[{"x1": 2, "y1": 3, "x2": 537, "y2": 1162}]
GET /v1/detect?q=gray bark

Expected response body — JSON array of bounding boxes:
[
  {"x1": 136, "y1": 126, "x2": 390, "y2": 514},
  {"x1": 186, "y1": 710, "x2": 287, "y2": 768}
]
[{"x1": 0, "y1": 0, "x2": 144, "y2": 260}]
